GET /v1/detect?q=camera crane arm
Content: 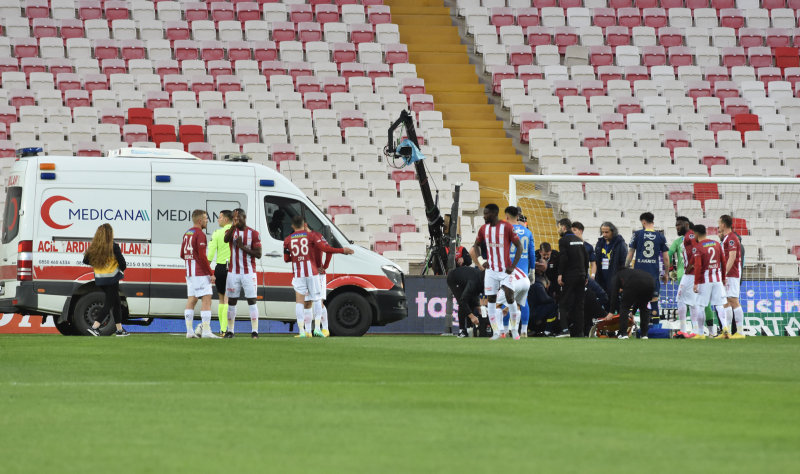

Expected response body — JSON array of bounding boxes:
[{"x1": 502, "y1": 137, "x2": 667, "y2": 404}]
[{"x1": 385, "y1": 110, "x2": 449, "y2": 275}]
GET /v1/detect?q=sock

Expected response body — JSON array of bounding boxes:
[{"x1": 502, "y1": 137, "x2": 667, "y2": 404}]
[
  {"x1": 502, "y1": 312, "x2": 510, "y2": 329},
  {"x1": 490, "y1": 302, "x2": 503, "y2": 333},
  {"x1": 249, "y1": 304, "x2": 259, "y2": 333},
  {"x1": 312, "y1": 300, "x2": 323, "y2": 332},
  {"x1": 715, "y1": 305, "x2": 728, "y2": 331},
  {"x1": 487, "y1": 303, "x2": 498, "y2": 333},
  {"x1": 303, "y1": 308, "x2": 313, "y2": 334},
  {"x1": 521, "y1": 323, "x2": 528, "y2": 335},
  {"x1": 218, "y1": 303, "x2": 228, "y2": 332},
  {"x1": 227, "y1": 304, "x2": 236, "y2": 334},
  {"x1": 201, "y1": 310, "x2": 211, "y2": 333},
  {"x1": 678, "y1": 304, "x2": 687, "y2": 333},
  {"x1": 320, "y1": 304, "x2": 329, "y2": 331},
  {"x1": 733, "y1": 306, "x2": 744, "y2": 333},
  {"x1": 184, "y1": 309, "x2": 194, "y2": 334},
  {"x1": 691, "y1": 306, "x2": 704, "y2": 335},
  {"x1": 650, "y1": 301, "x2": 659, "y2": 322},
  {"x1": 295, "y1": 303, "x2": 305, "y2": 334},
  {"x1": 725, "y1": 306, "x2": 733, "y2": 331},
  {"x1": 509, "y1": 302, "x2": 520, "y2": 335},
  {"x1": 520, "y1": 304, "x2": 530, "y2": 328}
]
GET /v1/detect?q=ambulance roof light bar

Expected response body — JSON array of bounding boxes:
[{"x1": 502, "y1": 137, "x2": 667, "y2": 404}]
[{"x1": 108, "y1": 148, "x2": 199, "y2": 160}]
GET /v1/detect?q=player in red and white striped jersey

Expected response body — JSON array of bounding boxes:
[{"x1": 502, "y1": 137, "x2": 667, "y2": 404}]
[
  {"x1": 307, "y1": 223, "x2": 334, "y2": 337},
  {"x1": 495, "y1": 267, "x2": 531, "y2": 340},
  {"x1": 691, "y1": 225, "x2": 728, "y2": 339},
  {"x1": 469, "y1": 203, "x2": 522, "y2": 340},
  {"x1": 180, "y1": 210, "x2": 218, "y2": 339},
  {"x1": 719, "y1": 214, "x2": 745, "y2": 338},
  {"x1": 284, "y1": 215, "x2": 353, "y2": 337},
  {"x1": 223, "y1": 208, "x2": 262, "y2": 338}
]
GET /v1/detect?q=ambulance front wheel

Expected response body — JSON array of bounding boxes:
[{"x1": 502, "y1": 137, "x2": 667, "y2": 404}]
[
  {"x1": 71, "y1": 291, "x2": 116, "y2": 336},
  {"x1": 327, "y1": 292, "x2": 372, "y2": 337}
]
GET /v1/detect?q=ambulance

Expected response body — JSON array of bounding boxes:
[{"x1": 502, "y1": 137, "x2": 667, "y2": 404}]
[{"x1": 0, "y1": 148, "x2": 407, "y2": 336}]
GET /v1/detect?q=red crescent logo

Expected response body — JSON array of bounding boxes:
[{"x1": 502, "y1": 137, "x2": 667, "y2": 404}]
[{"x1": 41, "y1": 196, "x2": 73, "y2": 229}]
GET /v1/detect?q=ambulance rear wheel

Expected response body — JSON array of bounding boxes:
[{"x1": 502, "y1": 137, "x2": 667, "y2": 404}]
[
  {"x1": 327, "y1": 292, "x2": 372, "y2": 337},
  {"x1": 72, "y1": 292, "x2": 116, "y2": 336},
  {"x1": 54, "y1": 314, "x2": 77, "y2": 336}
]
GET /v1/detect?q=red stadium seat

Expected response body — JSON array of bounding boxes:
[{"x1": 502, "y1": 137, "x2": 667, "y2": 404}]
[
  {"x1": 155, "y1": 59, "x2": 180, "y2": 78},
  {"x1": 409, "y1": 94, "x2": 434, "y2": 114},
  {"x1": 390, "y1": 215, "x2": 416, "y2": 235},
  {"x1": 0, "y1": 123, "x2": 6, "y2": 141},
  {"x1": 590, "y1": 46, "x2": 614, "y2": 67},
  {"x1": 365, "y1": 64, "x2": 390, "y2": 81},
  {"x1": 200, "y1": 41, "x2": 225, "y2": 62},
  {"x1": 704, "y1": 66, "x2": 730, "y2": 85},
  {"x1": 271, "y1": 144, "x2": 296, "y2": 168},
  {"x1": 174, "y1": 40, "x2": 200, "y2": 61},
  {"x1": 297, "y1": 76, "x2": 321, "y2": 96},
  {"x1": 616, "y1": 97, "x2": 641, "y2": 116},
  {"x1": 94, "y1": 39, "x2": 120, "y2": 61},
  {"x1": 340, "y1": 62, "x2": 364, "y2": 79},
  {"x1": 211, "y1": 2, "x2": 236, "y2": 22},
  {"x1": 252, "y1": 41, "x2": 278, "y2": 63},
  {"x1": 340, "y1": 110, "x2": 365, "y2": 130},
  {"x1": 235, "y1": 126, "x2": 260, "y2": 146},
  {"x1": 711, "y1": 0, "x2": 734, "y2": 8},
  {"x1": 582, "y1": 130, "x2": 608, "y2": 152},
  {"x1": 298, "y1": 22, "x2": 323, "y2": 43},
  {"x1": 738, "y1": 28, "x2": 764, "y2": 49},
  {"x1": 601, "y1": 113, "x2": 625, "y2": 133},
  {"x1": 349, "y1": 24, "x2": 374, "y2": 44},
  {"x1": 272, "y1": 22, "x2": 297, "y2": 43},
  {"x1": 765, "y1": 28, "x2": 792, "y2": 48},
  {"x1": 533, "y1": 0, "x2": 558, "y2": 7},
  {"x1": 207, "y1": 109, "x2": 232, "y2": 127},
  {"x1": 179, "y1": 125, "x2": 205, "y2": 149},
  {"x1": 289, "y1": 4, "x2": 314, "y2": 23},
  {"x1": 0, "y1": 107, "x2": 17, "y2": 128},
  {"x1": 65, "y1": 90, "x2": 90, "y2": 108},
  {"x1": 580, "y1": 80, "x2": 605, "y2": 98},
  {"x1": 101, "y1": 59, "x2": 127, "y2": 77},
  {"x1": 56, "y1": 73, "x2": 82, "y2": 94},
  {"x1": 187, "y1": 142, "x2": 213, "y2": 160},
  {"x1": 385, "y1": 44, "x2": 409, "y2": 65},
  {"x1": 609, "y1": 0, "x2": 633, "y2": 8},
  {"x1": 150, "y1": 124, "x2": 176, "y2": 146},
  {"x1": 372, "y1": 232, "x2": 399, "y2": 255},
  {"x1": 701, "y1": 152, "x2": 727, "y2": 174},
  {"x1": 719, "y1": 9, "x2": 744, "y2": 30},
  {"x1": 617, "y1": 8, "x2": 642, "y2": 28},
  {"x1": 0, "y1": 58, "x2": 18, "y2": 75},
  {"x1": 491, "y1": 8, "x2": 515, "y2": 29},
  {"x1": 332, "y1": 43, "x2": 358, "y2": 64},
  {"x1": 25, "y1": 0, "x2": 50, "y2": 19},
  {"x1": 554, "y1": 80, "x2": 579, "y2": 101},
  {"x1": 13, "y1": 39, "x2": 39, "y2": 59},
  {"x1": 368, "y1": 5, "x2": 391, "y2": 25},
  {"x1": 190, "y1": 75, "x2": 215, "y2": 96},
  {"x1": 208, "y1": 60, "x2": 233, "y2": 78},
  {"x1": 642, "y1": 8, "x2": 667, "y2": 29},
  {"x1": 517, "y1": 8, "x2": 540, "y2": 28},
  {"x1": 128, "y1": 108, "x2": 154, "y2": 127},
  {"x1": 164, "y1": 75, "x2": 190, "y2": 94},
  {"x1": 658, "y1": 28, "x2": 685, "y2": 49},
  {"x1": 597, "y1": 65, "x2": 623, "y2": 84},
  {"x1": 184, "y1": 2, "x2": 209, "y2": 23},
  {"x1": 518, "y1": 65, "x2": 543, "y2": 84},
  {"x1": 668, "y1": 46, "x2": 694, "y2": 68},
  {"x1": 775, "y1": 47, "x2": 800, "y2": 70},
  {"x1": 605, "y1": 26, "x2": 631, "y2": 47},
  {"x1": 120, "y1": 40, "x2": 146, "y2": 61},
  {"x1": 104, "y1": 1, "x2": 129, "y2": 21},
  {"x1": 641, "y1": 46, "x2": 667, "y2": 67},
  {"x1": 664, "y1": 130, "x2": 689, "y2": 155},
  {"x1": 216, "y1": 75, "x2": 241, "y2": 94},
  {"x1": 32, "y1": 19, "x2": 58, "y2": 39},
  {"x1": 519, "y1": 112, "x2": 545, "y2": 143},
  {"x1": 761, "y1": 0, "x2": 785, "y2": 9},
  {"x1": 757, "y1": 67, "x2": 782, "y2": 85},
  {"x1": 713, "y1": 81, "x2": 740, "y2": 100},
  {"x1": 78, "y1": 0, "x2": 102, "y2": 20},
  {"x1": 554, "y1": 27, "x2": 579, "y2": 54},
  {"x1": 731, "y1": 218, "x2": 748, "y2": 236},
  {"x1": 21, "y1": 58, "x2": 46, "y2": 76},
  {"x1": 527, "y1": 27, "x2": 552, "y2": 48},
  {"x1": 327, "y1": 197, "x2": 353, "y2": 218},
  {"x1": 76, "y1": 143, "x2": 103, "y2": 157},
  {"x1": 165, "y1": 21, "x2": 191, "y2": 42},
  {"x1": 747, "y1": 47, "x2": 773, "y2": 69},
  {"x1": 236, "y1": 2, "x2": 260, "y2": 22},
  {"x1": 60, "y1": 19, "x2": 85, "y2": 40},
  {"x1": 303, "y1": 92, "x2": 330, "y2": 110},
  {"x1": 0, "y1": 140, "x2": 15, "y2": 158},
  {"x1": 100, "y1": 108, "x2": 125, "y2": 128},
  {"x1": 315, "y1": 5, "x2": 340, "y2": 24},
  {"x1": 322, "y1": 76, "x2": 347, "y2": 96},
  {"x1": 593, "y1": 8, "x2": 617, "y2": 29},
  {"x1": 785, "y1": 67, "x2": 800, "y2": 88},
  {"x1": 492, "y1": 65, "x2": 516, "y2": 95},
  {"x1": 733, "y1": 113, "x2": 760, "y2": 139},
  {"x1": 400, "y1": 78, "x2": 425, "y2": 97},
  {"x1": 625, "y1": 66, "x2": 649, "y2": 83},
  {"x1": 693, "y1": 183, "x2": 720, "y2": 207},
  {"x1": 10, "y1": 90, "x2": 35, "y2": 109},
  {"x1": 123, "y1": 124, "x2": 149, "y2": 145},
  {"x1": 723, "y1": 98, "x2": 750, "y2": 116},
  {"x1": 687, "y1": 80, "x2": 712, "y2": 103},
  {"x1": 288, "y1": 62, "x2": 313, "y2": 83}
]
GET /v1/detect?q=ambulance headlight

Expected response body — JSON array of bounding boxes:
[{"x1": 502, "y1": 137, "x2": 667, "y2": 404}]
[{"x1": 382, "y1": 265, "x2": 404, "y2": 289}]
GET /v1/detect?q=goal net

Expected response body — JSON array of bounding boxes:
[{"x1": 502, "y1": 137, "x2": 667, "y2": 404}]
[{"x1": 508, "y1": 175, "x2": 800, "y2": 337}]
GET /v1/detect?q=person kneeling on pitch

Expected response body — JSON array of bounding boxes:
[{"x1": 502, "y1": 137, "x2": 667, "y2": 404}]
[
  {"x1": 605, "y1": 268, "x2": 655, "y2": 339},
  {"x1": 181, "y1": 210, "x2": 219, "y2": 338},
  {"x1": 284, "y1": 215, "x2": 353, "y2": 337},
  {"x1": 495, "y1": 267, "x2": 531, "y2": 340}
]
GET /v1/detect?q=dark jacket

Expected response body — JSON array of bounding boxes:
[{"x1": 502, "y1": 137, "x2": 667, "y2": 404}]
[
  {"x1": 530, "y1": 280, "x2": 554, "y2": 307},
  {"x1": 558, "y1": 232, "x2": 588, "y2": 279},
  {"x1": 83, "y1": 242, "x2": 126, "y2": 286},
  {"x1": 446, "y1": 266, "x2": 483, "y2": 316},
  {"x1": 586, "y1": 278, "x2": 609, "y2": 311},
  {"x1": 607, "y1": 268, "x2": 655, "y2": 314},
  {"x1": 594, "y1": 234, "x2": 628, "y2": 293}
]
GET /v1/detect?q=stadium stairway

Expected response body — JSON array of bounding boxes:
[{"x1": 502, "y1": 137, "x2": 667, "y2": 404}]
[{"x1": 386, "y1": 0, "x2": 560, "y2": 248}]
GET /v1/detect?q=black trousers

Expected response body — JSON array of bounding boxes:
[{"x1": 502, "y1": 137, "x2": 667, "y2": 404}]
[
  {"x1": 559, "y1": 276, "x2": 586, "y2": 337},
  {"x1": 457, "y1": 297, "x2": 479, "y2": 332},
  {"x1": 618, "y1": 295, "x2": 651, "y2": 337},
  {"x1": 96, "y1": 283, "x2": 122, "y2": 325},
  {"x1": 214, "y1": 264, "x2": 228, "y2": 295}
]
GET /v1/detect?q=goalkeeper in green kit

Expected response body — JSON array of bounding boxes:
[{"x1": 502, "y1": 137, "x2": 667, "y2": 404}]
[
  {"x1": 207, "y1": 210, "x2": 233, "y2": 336},
  {"x1": 669, "y1": 216, "x2": 715, "y2": 337}
]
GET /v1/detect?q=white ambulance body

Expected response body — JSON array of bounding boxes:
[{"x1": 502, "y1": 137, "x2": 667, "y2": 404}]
[{"x1": 0, "y1": 148, "x2": 407, "y2": 336}]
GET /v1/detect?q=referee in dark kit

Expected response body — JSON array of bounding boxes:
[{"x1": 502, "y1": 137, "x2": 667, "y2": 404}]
[
  {"x1": 447, "y1": 265, "x2": 485, "y2": 337},
  {"x1": 605, "y1": 268, "x2": 656, "y2": 339}
]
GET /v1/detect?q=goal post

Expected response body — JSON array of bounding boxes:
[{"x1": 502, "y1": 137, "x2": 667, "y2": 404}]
[{"x1": 508, "y1": 174, "x2": 800, "y2": 337}]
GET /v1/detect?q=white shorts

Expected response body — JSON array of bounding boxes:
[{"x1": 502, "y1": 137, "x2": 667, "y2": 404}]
[
  {"x1": 696, "y1": 282, "x2": 727, "y2": 307},
  {"x1": 226, "y1": 272, "x2": 258, "y2": 299},
  {"x1": 676, "y1": 274, "x2": 697, "y2": 306},
  {"x1": 484, "y1": 269, "x2": 513, "y2": 296},
  {"x1": 496, "y1": 277, "x2": 530, "y2": 308},
  {"x1": 293, "y1": 276, "x2": 322, "y2": 302},
  {"x1": 186, "y1": 275, "x2": 213, "y2": 298},
  {"x1": 725, "y1": 277, "x2": 740, "y2": 299}
]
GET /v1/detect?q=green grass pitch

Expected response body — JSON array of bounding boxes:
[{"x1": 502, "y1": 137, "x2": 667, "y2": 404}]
[{"x1": 1, "y1": 335, "x2": 798, "y2": 474}]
